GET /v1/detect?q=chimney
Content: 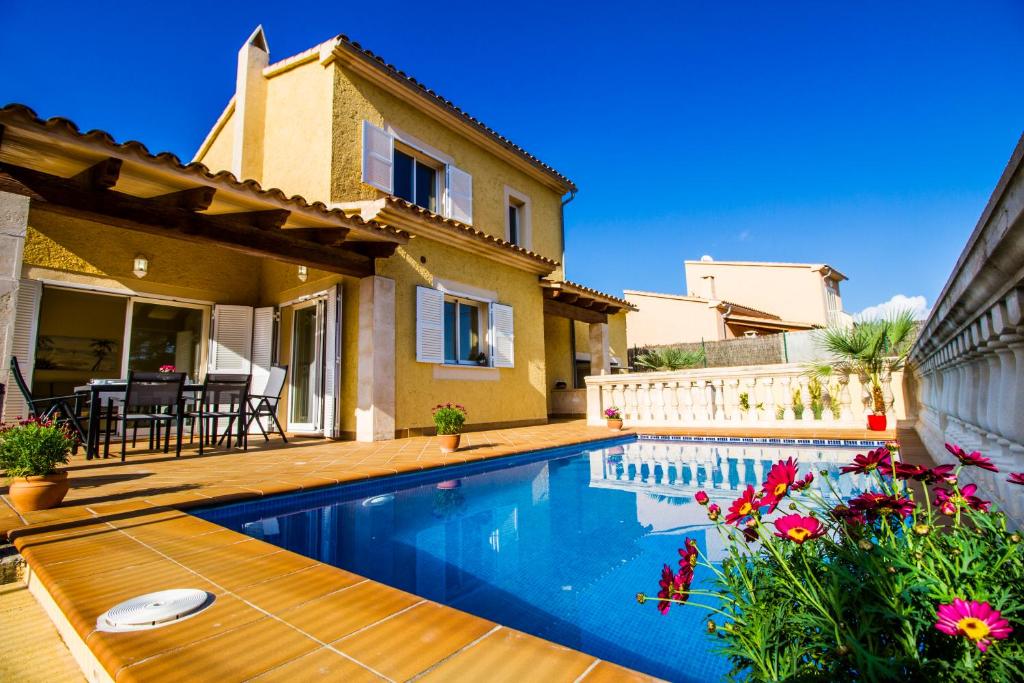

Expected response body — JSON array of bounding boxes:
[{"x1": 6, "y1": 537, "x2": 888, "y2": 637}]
[
  {"x1": 232, "y1": 26, "x2": 269, "y2": 181},
  {"x1": 701, "y1": 275, "x2": 716, "y2": 300}
]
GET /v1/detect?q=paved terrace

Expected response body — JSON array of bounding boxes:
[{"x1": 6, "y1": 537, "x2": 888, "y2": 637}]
[{"x1": 1, "y1": 421, "x2": 901, "y2": 682}]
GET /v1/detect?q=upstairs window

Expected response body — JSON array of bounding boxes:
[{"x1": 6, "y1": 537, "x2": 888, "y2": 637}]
[
  {"x1": 508, "y1": 202, "x2": 521, "y2": 246},
  {"x1": 503, "y1": 186, "x2": 531, "y2": 248},
  {"x1": 393, "y1": 147, "x2": 439, "y2": 213}
]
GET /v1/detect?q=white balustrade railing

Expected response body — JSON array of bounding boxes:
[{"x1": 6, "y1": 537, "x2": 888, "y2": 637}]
[{"x1": 585, "y1": 363, "x2": 905, "y2": 430}]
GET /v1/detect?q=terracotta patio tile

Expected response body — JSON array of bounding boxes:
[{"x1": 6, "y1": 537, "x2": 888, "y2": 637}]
[
  {"x1": 115, "y1": 615, "x2": 319, "y2": 682},
  {"x1": 419, "y1": 628, "x2": 597, "y2": 682},
  {"x1": 581, "y1": 660, "x2": 663, "y2": 682},
  {"x1": 278, "y1": 580, "x2": 421, "y2": 643},
  {"x1": 333, "y1": 602, "x2": 495, "y2": 681},
  {"x1": 232, "y1": 564, "x2": 365, "y2": 614},
  {"x1": 248, "y1": 647, "x2": 384, "y2": 682},
  {"x1": 182, "y1": 547, "x2": 317, "y2": 591}
]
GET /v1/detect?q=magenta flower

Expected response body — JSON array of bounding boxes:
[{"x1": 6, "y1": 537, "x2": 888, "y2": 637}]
[
  {"x1": 707, "y1": 503, "x2": 721, "y2": 521},
  {"x1": 841, "y1": 448, "x2": 892, "y2": 475},
  {"x1": 761, "y1": 458, "x2": 799, "y2": 513},
  {"x1": 695, "y1": 490, "x2": 709, "y2": 506},
  {"x1": 678, "y1": 537, "x2": 699, "y2": 570},
  {"x1": 726, "y1": 485, "x2": 762, "y2": 526},
  {"x1": 1008, "y1": 472, "x2": 1024, "y2": 486},
  {"x1": 849, "y1": 492, "x2": 914, "y2": 520},
  {"x1": 934, "y1": 484, "x2": 991, "y2": 513},
  {"x1": 773, "y1": 514, "x2": 827, "y2": 544},
  {"x1": 945, "y1": 443, "x2": 999, "y2": 472},
  {"x1": 935, "y1": 599, "x2": 1012, "y2": 651},
  {"x1": 792, "y1": 471, "x2": 814, "y2": 491}
]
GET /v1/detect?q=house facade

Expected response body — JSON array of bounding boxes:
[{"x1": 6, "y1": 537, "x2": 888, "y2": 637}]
[
  {"x1": 625, "y1": 258, "x2": 848, "y2": 347},
  {"x1": 0, "y1": 27, "x2": 630, "y2": 441}
]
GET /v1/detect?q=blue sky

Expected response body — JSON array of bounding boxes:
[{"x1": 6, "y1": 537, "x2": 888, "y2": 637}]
[{"x1": 2, "y1": 1, "x2": 1021, "y2": 315}]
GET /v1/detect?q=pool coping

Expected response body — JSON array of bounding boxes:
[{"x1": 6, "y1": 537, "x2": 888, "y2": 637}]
[{"x1": 6, "y1": 426, "x2": 897, "y2": 681}]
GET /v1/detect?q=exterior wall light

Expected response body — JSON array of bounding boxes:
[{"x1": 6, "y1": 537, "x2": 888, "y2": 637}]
[
  {"x1": 132, "y1": 255, "x2": 149, "y2": 279},
  {"x1": 297, "y1": 265, "x2": 308, "y2": 282}
]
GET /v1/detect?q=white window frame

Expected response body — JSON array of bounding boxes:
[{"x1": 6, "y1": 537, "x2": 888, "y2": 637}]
[
  {"x1": 122, "y1": 296, "x2": 212, "y2": 380},
  {"x1": 443, "y1": 295, "x2": 489, "y2": 367},
  {"x1": 503, "y1": 185, "x2": 532, "y2": 249},
  {"x1": 393, "y1": 142, "x2": 443, "y2": 214}
]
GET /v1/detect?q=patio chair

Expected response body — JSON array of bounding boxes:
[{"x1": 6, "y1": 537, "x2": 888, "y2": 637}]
[
  {"x1": 188, "y1": 374, "x2": 251, "y2": 455},
  {"x1": 245, "y1": 365, "x2": 288, "y2": 443},
  {"x1": 8, "y1": 356, "x2": 86, "y2": 447},
  {"x1": 103, "y1": 371, "x2": 186, "y2": 461}
]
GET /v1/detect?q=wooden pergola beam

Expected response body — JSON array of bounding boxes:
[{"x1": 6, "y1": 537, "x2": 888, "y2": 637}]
[
  {"x1": 152, "y1": 186, "x2": 217, "y2": 211},
  {"x1": 543, "y1": 298, "x2": 608, "y2": 324},
  {"x1": 229, "y1": 209, "x2": 290, "y2": 231},
  {"x1": 72, "y1": 157, "x2": 122, "y2": 190},
  {"x1": 0, "y1": 163, "x2": 374, "y2": 277}
]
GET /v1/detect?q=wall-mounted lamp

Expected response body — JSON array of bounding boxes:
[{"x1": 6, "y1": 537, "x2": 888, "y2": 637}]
[
  {"x1": 297, "y1": 265, "x2": 308, "y2": 282},
  {"x1": 132, "y1": 255, "x2": 149, "y2": 279}
]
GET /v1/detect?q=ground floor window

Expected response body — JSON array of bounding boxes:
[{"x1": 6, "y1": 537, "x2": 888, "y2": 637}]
[
  {"x1": 444, "y1": 297, "x2": 487, "y2": 365},
  {"x1": 126, "y1": 300, "x2": 205, "y2": 380}
]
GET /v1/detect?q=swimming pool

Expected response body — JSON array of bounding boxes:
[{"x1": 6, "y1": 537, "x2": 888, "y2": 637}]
[{"x1": 197, "y1": 436, "x2": 879, "y2": 681}]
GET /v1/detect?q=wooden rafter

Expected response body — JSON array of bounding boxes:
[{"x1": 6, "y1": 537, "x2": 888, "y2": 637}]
[
  {"x1": 72, "y1": 157, "x2": 122, "y2": 190},
  {"x1": 152, "y1": 186, "x2": 217, "y2": 211}
]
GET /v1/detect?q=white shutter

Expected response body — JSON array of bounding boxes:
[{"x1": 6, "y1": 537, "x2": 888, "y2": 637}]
[
  {"x1": 323, "y1": 285, "x2": 341, "y2": 438},
  {"x1": 362, "y1": 120, "x2": 394, "y2": 193},
  {"x1": 250, "y1": 307, "x2": 275, "y2": 394},
  {"x1": 491, "y1": 302, "x2": 514, "y2": 368},
  {"x1": 416, "y1": 286, "x2": 445, "y2": 364},
  {"x1": 209, "y1": 305, "x2": 253, "y2": 373},
  {"x1": 3, "y1": 279, "x2": 42, "y2": 420},
  {"x1": 446, "y1": 165, "x2": 473, "y2": 224}
]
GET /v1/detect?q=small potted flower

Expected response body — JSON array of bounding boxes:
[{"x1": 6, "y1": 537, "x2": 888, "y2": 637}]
[
  {"x1": 605, "y1": 407, "x2": 623, "y2": 431},
  {"x1": 0, "y1": 417, "x2": 77, "y2": 513},
  {"x1": 432, "y1": 403, "x2": 467, "y2": 453},
  {"x1": 158, "y1": 364, "x2": 176, "y2": 374}
]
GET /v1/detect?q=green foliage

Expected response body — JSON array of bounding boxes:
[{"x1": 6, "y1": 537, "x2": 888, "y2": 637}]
[
  {"x1": 809, "y1": 310, "x2": 917, "y2": 414},
  {"x1": 634, "y1": 347, "x2": 706, "y2": 372},
  {"x1": 0, "y1": 418, "x2": 75, "y2": 477},
  {"x1": 432, "y1": 403, "x2": 467, "y2": 435}
]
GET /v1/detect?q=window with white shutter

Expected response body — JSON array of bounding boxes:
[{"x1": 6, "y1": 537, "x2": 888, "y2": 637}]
[
  {"x1": 250, "y1": 307, "x2": 275, "y2": 394},
  {"x1": 3, "y1": 279, "x2": 42, "y2": 420},
  {"x1": 362, "y1": 121, "x2": 394, "y2": 193},
  {"x1": 209, "y1": 305, "x2": 254, "y2": 373},
  {"x1": 446, "y1": 165, "x2": 473, "y2": 224},
  {"x1": 490, "y1": 303, "x2": 514, "y2": 368},
  {"x1": 416, "y1": 286, "x2": 445, "y2": 363},
  {"x1": 322, "y1": 285, "x2": 341, "y2": 438}
]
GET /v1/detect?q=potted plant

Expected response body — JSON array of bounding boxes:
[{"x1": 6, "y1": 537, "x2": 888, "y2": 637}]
[
  {"x1": 1, "y1": 417, "x2": 77, "y2": 513},
  {"x1": 809, "y1": 309, "x2": 916, "y2": 431},
  {"x1": 604, "y1": 407, "x2": 623, "y2": 431},
  {"x1": 433, "y1": 403, "x2": 467, "y2": 453}
]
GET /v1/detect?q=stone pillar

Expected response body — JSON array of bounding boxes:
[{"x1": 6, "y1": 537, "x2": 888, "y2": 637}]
[
  {"x1": 356, "y1": 276, "x2": 395, "y2": 442},
  {"x1": 0, "y1": 192, "x2": 30, "y2": 423},
  {"x1": 588, "y1": 322, "x2": 610, "y2": 376}
]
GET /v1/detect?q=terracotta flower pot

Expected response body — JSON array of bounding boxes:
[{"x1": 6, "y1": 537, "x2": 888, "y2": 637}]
[
  {"x1": 439, "y1": 434, "x2": 461, "y2": 453},
  {"x1": 8, "y1": 471, "x2": 69, "y2": 513},
  {"x1": 867, "y1": 414, "x2": 887, "y2": 432},
  {"x1": 607, "y1": 419, "x2": 623, "y2": 431}
]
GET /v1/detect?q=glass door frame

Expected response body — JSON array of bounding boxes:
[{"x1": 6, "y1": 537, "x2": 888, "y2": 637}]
[
  {"x1": 287, "y1": 297, "x2": 325, "y2": 434},
  {"x1": 120, "y1": 296, "x2": 212, "y2": 381}
]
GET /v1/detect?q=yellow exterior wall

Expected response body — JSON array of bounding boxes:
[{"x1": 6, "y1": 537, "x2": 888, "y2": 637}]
[
  {"x1": 543, "y1": 314, "x2": 573, "y2": 395},
  {"x1": 331, "y1": 65, "x2": 566, "y2": 272},
  {"x1": 377, "y1": 238, "x2": 548, "y2": 432},
  {"x1": 196, "y1": 107, "x2": 235, "y2": 173},
  {"x1": 608, "y1": 311, "x2": 627, "y2": 366}
]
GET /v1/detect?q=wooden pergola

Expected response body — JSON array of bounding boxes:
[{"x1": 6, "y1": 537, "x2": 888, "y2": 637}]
[
  {"x1": 0, "y1": 104, "x2": 408, "y2": 278},
  {"x1": 540, "y1": 279, "x2": 636, "y2": 324}
]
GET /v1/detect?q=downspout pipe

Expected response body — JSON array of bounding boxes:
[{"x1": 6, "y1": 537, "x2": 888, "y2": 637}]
[{"x1": 560, "y1": 189, "x2": 577, "y2": 278}]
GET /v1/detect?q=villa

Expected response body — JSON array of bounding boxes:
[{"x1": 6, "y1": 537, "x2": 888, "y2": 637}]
[{"x1": 0, "y1": 21, "x2": 1023, "y2": 683}]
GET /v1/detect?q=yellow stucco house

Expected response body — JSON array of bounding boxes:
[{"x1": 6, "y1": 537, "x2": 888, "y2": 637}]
[
  {"x1": 0, "y1": 27, "x2": 631, "y2": 441},
  {"x1": 625, "y1": 258, "x2": 849, "y2": 347}
]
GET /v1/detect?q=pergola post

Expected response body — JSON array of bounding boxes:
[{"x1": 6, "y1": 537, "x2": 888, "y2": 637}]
[
  {"x1": 356, "y1": 275, "x2": 396, "y2": 441},
  {"x1": 0, "y1": 191, "x2": 29, "y2": 421},
  {"x1": 589, "y1": 321, "x2": 611, "y2": 376}
]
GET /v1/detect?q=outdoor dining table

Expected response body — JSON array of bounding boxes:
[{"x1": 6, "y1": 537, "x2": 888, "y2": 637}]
[{"x1": 74, "y1": 381, "x2": 204, "y2": 460}]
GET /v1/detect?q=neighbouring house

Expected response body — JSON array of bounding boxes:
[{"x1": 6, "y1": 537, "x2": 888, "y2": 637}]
[
  {"x1": 624, "y1": 258, "x2": 849, "y2": 347},
  {"x1": 0, "y1": 26, "x2": 633, "y2": 440}
]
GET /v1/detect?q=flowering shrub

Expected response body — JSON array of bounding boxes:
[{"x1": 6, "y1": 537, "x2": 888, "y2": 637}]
[
  {"x1": 0, "y1": 417, "x2": 76, "y2": 477},
  {"x1": 604, "y1": 407, "x2": 622, "y2": 420},
  {"x1": 432, "y1": 403, "x2": 467, "y2": 435},
  {"x1": 638, "y1": 442, "x2": 1024, "y2": 680}
]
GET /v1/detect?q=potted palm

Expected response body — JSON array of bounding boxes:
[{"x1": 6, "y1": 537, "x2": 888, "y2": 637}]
[
  {"x1": 433, "y1": 403, "x2": 467, "y2": 453},
  {"x1": 809, "y1": 309, "x2": 916, "y2": 431},
  {"x1": 605, "y1": 407, "x2": 624, "y2": 431},
  {"x1": 1, "y1": 417, "x2": 77, "y2": 512}
]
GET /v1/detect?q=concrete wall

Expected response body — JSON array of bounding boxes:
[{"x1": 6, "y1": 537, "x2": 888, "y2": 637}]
[
  {"x1": 683, "y1": 261, "x2": 833, "y2": 325},
  {"x1": 624, "y1": 291, "x2": 722, "y2": 346}
]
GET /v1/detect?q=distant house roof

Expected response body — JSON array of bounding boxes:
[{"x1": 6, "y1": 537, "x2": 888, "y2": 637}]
[
  {"x1": 623, "y1": 289, "x2": 817, "y2": 330},
  {"x1": 683, "y1": 259, "x2": 848, "y2": 281}
]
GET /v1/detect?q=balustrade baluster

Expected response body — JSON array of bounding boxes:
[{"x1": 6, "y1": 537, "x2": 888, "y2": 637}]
[
  {"x1": 780, "y1": 377, "x2": 795, "y2": 421},
  {"x1": 799, "y1": 375, "x2": 814, "y2": 422},
  {"x1": 762, "y1": 377, "x2": 775, "y2": 424},
  {"x1": 712, "y1": 379, "x2": 726, "y2": 423}
]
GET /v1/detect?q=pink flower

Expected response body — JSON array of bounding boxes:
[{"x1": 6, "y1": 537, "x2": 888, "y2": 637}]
[
  {"x1": 792, "y1": 472, "x2": 814, "y2": 491},
  {"x1": 678, "y1": 537, "x2": 699, "y2": 570},
  {"x1": 934, "y1": 484, "x2": 991, "y2": 513},
  {"x1": 761, "y1": 458, "x2": 798, "y2": 513},
  {"x1": 1008, "y1": 472, "x2": 1024, "y2": 486},
  {"x1": 726, "y1": 485, "x2": 762, "y2": 526},
  {"x1": 695, "y1": 490, "x2": 709, "y2": 506},
  {"x1": 945, "y1": 443, "x2": 999, "y2": 472},
  {"x1": 935, "y1": 599, "x2": 1012, "y2": 651},
  {"x1": 849, "y1": 492, "x2": 914, "y2": 520},
  {"x1": 707, "y1": 503, "x2": 721, "y2": 521},
  {"x1": 831, "y1": 504, "x2": 866, "y2": 526},
  {"x1": 773, "y1": 514, "x2": 827, "y2": 544},
  {"x1": 841, "y1": 448, "x2": 892, "y2": 475}
]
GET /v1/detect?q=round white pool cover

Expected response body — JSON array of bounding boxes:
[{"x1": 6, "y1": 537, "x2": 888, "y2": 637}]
[{"x1": 96, "y1": 589, "x2": 214, "y2": 632}]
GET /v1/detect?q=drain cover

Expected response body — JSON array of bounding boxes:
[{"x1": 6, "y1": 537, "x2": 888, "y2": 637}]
[{"x1": 97, "y1": 589, "x2": 214, "y2": 632}]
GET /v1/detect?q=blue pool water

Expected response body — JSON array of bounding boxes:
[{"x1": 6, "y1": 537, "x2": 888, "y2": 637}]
[{"x1": 197, "y1": 436, "x2": 872, "y2": 682}]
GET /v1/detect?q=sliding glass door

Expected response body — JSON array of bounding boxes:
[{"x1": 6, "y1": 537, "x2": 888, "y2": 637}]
[
  {"x1": 288, "y1": 299, "x2": 324, "y2": 433},
  {"x1": 124, "y1": 299, "x2": 209, "y2": 381}
]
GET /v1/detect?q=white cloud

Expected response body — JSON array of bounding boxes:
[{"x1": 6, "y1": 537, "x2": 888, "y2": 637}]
[
  {"x1": 855, "y1": 294, "x2": 931, "y2": 322},
  {"x1": 737, "y1": 230, "x2": 751, "y2": 242}
]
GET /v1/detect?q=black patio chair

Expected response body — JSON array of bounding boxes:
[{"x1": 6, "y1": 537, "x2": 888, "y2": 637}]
[
  {"x1": 104, "y1": 371, "x2": 186, "y2": 461},
  {"x1": 188, "y1": 374, "x2": 251, "y2": 455},
  {"x1": 245, "y1": 364, "x2": 288, "y2": 443},
  {"x1": 8, "y1": 356, "x2": 86, "y2": 447}
]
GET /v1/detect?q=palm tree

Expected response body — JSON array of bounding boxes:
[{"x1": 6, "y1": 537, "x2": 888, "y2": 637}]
[
  {"x1": 808, "y1": 310, "x2": 917, "y2": 415},
  {"x1": 634, "y1": 347, "x2": 706, "y2": 372}
]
